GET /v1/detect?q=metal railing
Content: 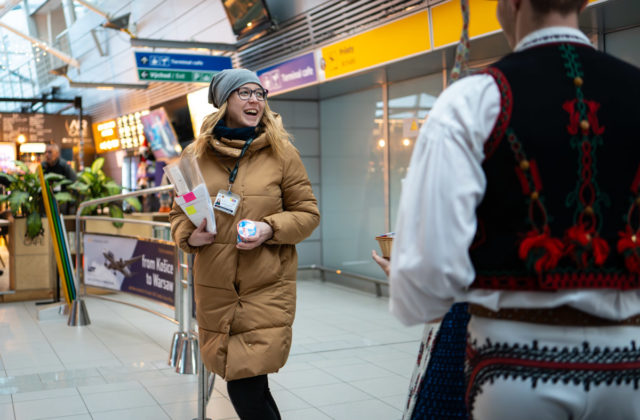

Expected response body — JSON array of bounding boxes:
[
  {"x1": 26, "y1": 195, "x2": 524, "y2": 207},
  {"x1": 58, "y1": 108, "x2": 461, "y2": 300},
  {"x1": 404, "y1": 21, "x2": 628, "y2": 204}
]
[
  {"x1": 69, "y1": 185, "x2": 171, "y2": 324},
  {"x1": 299, "y1": 264, "x2": 389, "y2": 297},
  {"x1": 73, "y1": 184, "x2": 174, "y2": 298},
  {"x1": 64, "y1": 185, "x2": 391, "y2": 419},
  {"x1": 67, "y1": 185, "x2": 214, "y2": 419}
]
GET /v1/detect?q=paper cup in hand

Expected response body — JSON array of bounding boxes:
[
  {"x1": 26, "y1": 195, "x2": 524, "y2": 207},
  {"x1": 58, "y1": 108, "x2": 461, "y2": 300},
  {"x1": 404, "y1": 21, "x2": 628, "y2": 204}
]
[{"x1": 375, "y1": 233, "x2": 395, "y2": 260}]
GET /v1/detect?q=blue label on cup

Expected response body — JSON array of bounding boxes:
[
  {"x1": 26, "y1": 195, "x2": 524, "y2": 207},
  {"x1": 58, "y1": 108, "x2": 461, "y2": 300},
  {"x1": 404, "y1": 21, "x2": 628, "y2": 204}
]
[{"x1": 237, "y1": 220, "x2": 257, "y2": 243}]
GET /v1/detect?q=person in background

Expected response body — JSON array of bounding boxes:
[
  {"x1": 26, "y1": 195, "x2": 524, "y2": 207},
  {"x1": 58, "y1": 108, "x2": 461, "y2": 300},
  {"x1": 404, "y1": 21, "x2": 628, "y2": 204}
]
[
  {"x1": 389, "y1": 0, "x2": 640, "y2": 419},
  {"x1": 42, "y1": 143, "x2": 77, "y2": 182},
  {"x1": 42, "y1": 142, "x2": 77, "y2": 214},
  {"x1": 169, "y1": 68, "x2": 319, "y2": 420}
]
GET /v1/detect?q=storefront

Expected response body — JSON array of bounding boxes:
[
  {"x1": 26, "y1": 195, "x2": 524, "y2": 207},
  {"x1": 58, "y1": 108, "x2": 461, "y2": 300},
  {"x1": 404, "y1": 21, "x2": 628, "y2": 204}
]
[
  {"x1": 262, "y1": 0, "x2": 640, "y2": 280},
  {"x1": 74, "y1": 0, "x2": 640, "y2": 283}
]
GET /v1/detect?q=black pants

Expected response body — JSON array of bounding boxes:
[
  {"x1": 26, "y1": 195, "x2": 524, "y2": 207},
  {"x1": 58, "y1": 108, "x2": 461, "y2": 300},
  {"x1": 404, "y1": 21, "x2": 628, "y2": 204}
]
[{"x1": 227, "y1": 374, "x2": 281, "y2": 420}]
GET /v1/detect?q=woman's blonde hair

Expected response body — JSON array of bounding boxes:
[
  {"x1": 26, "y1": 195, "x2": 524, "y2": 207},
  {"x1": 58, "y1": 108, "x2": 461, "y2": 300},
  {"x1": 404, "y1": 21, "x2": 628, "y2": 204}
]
[{"x1": 190, "y1": 101, "x2": 292, "y2": 159}]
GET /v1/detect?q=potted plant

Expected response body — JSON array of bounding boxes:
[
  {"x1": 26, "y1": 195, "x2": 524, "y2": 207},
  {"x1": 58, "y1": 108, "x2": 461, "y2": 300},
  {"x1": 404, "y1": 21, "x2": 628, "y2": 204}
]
[
  {"x1": 0, "y1": 161, "x2": 74, "y2": 295},
  {"x1": 67, "y1": 157, "x2": 141, "y2": 225},
  {"x1": 0, "y1": 161, "x2": 74, "y2": 238}
]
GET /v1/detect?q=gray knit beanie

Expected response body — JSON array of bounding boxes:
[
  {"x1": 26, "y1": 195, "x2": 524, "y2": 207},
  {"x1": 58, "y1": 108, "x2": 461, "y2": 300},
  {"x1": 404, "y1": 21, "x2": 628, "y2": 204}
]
[{"x1": 208, "y1": 69, "x2": 264, "y2": 108}]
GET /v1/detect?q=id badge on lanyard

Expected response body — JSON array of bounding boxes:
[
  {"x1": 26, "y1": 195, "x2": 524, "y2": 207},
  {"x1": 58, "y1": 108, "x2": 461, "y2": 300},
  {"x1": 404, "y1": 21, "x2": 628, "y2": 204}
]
[
  {"x1": 213, "y1": 136, "x2": 254, "y2": 216},
  {"x1": 214, "y1": 189, "x2": 241, "y2": 215}
]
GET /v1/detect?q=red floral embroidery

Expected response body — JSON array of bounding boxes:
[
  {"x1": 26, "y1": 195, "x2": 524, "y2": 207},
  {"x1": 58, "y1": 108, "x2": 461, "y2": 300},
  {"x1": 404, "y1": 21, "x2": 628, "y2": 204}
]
[
  {"x1": 618, "y1": 227, "x2": 640, "y2": 274},
  {"x1": 519, "y1": 227, "x2": 564, "y2": 274},
  {"x1": 564, "y1": 224, "x2": 610, "y2": 267},
  {"x1": 563, "y1": 99, "x2": 581, "y2": 135},
  {"x1": 483, "y1": 67, "x2": 513, "y2": 160},
  {"x1": 563, "y1": 99, "x2": 605, "y2": 135},
  {"x1": 585, "y1": 101, "x2": 605, "y2": 135}
]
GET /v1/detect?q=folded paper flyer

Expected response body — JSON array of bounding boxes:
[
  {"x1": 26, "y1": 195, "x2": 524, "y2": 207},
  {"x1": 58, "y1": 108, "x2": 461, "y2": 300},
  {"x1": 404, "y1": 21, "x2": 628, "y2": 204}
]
[{"x1": 164, "y1": 154, "x2": 216, "y2": 234}]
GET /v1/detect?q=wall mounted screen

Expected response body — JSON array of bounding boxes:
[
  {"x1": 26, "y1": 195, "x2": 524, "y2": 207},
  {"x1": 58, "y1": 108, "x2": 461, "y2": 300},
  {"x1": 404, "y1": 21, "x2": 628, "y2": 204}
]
[{"x1": 221, "y1": 0, "x2": 272, "y2": 38}]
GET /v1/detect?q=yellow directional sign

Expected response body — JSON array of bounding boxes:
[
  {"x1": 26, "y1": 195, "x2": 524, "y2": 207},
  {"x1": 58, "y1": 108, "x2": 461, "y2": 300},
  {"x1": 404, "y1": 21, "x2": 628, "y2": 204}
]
[
  {"x1": 431, "y1": 0, "x2": 604, "y2": 49},
  {"x1": 431, "y1": 0, "x2": 501, "y2": 48},
  {"x1": 320, "y1": 11, "x2": 430, "y2": 80}
]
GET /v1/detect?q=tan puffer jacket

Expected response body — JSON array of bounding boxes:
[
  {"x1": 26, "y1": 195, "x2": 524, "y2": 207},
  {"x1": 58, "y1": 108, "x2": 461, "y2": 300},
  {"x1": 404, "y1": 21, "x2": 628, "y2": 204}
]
[{"x1": 169, "y1": 125, "x2": 319, "y2": 381}]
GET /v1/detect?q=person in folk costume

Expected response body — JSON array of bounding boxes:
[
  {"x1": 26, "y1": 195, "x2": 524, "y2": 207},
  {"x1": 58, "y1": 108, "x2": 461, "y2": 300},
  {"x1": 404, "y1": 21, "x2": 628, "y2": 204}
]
[
  {"x1": 384, "y1": 0, "x2": 640, "y2": 418},
  {"x1": 372, "y1": 2, "x2": 474, "y2": 419}
]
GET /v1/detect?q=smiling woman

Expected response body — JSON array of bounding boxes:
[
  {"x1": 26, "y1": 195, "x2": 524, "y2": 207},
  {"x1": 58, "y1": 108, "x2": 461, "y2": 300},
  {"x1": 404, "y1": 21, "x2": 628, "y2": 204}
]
[
  {"x1": 225, "y1": 84, "x2": 267, "y2": 128},
  {"x1": 169, "y1": 68, "x2": 319, "y2": 420}
]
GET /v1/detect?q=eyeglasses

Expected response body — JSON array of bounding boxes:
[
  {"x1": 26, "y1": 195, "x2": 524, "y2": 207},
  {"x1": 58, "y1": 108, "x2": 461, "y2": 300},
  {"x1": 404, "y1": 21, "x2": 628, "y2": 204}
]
[{"x1": 235, "y1": 87, "x2": 268, "y2": 101}]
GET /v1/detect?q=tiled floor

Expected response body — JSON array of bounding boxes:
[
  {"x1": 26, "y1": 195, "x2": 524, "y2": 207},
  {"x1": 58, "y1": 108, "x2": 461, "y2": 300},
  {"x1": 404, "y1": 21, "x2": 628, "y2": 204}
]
[{"x1": 0, "y1": 279, "x2": 423, "y2": 419}]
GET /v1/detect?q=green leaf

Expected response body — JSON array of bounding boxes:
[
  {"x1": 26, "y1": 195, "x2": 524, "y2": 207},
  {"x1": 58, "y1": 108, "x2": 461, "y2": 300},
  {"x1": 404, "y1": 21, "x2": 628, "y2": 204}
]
[
  {"x1": 97, "y1": 172, "x2": 107, "y2": 185},
  {"x1": 67, "y1": 181, "x2": 90, "y2": 193},
  {"x1": 109, "y1": 204, "x2": 123, "y2": 219},
  {"x1": 0, "y1": 172, "x2": 16, "y2": 185},
  {"x1": 91, "y1": 157, "x2": 105, "y2": 173},
  {"x1": 79, "y1": 172, "x2": 95, "y2": 185},
  {"x1": 26, "y1": 212, "x2": 42, "y2": 238},
  {"x1": 53, "y1": 179, "x2": 72, "y2": 189},
  {"x1": 44, "y1": 173, "x2": 65, "y2": 183},
  {"x1": 0, "y1": 195, "x2": 8, "y2": 203},
  {"x1": 54, "y1": 192, "x2": 75, "y2": 203},
  {"x1": 124, "y1": 197, "x2": 142, "y2": 212},
  {"x1": 14, "y1": 160, "x2": 28, "y2": 172},
  {"x1": 81, "y1": 204, "x2": 97, "y2": 215},
  {"x1": 8, "y1": 191, "x2": 29, "y2": 211},
  {"x1": 109, "y1": 204, "x2": 124, "y2": 228},
  {"x1": 104, "y1": 181, "x2": 122, "y2": 196}
]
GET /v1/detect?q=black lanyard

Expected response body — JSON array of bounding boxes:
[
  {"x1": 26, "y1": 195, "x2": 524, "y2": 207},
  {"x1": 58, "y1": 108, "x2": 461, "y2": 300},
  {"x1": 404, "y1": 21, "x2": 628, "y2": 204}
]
[{"x1": 227, "y1": 137, "x2": 254, "y2": 190}]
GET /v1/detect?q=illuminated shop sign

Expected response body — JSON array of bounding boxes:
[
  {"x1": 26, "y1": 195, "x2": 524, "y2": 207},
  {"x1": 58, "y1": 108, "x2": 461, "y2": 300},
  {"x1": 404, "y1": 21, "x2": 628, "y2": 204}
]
[
  {"x1": 116, "y1": 111, "x2": 149, "y2": 151},
  {"x1": 19, "y1": 142, "x2": 47, "y2": 153},
  {"x1": 92, "y1": 119, "x2": 120, "y2": 153}
]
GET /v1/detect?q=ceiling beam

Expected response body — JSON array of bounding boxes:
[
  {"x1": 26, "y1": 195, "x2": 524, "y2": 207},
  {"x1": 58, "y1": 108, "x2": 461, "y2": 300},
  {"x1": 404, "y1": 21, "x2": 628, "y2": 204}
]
[
  {"x1": 73, "y1": 0, "x2": 134, "y2": 37},
  {"x1": 72, "y1": 0, "x2": 108, "y2": 19},
  {"x1": 0, "y1": 0, "x2": 22, "y2": 19},
  {"x1": 49, "y1": 66, "x2": 148, "y2": 90},
  {"x1": 0, "y1": 96, "x2": 78, "y2": 104},
  {"x1": 0, "y1": 21, "x2": 80, "y2": 67},
  {"x1": 69, "y1": 80, "x2": 148, "y2": 90}
]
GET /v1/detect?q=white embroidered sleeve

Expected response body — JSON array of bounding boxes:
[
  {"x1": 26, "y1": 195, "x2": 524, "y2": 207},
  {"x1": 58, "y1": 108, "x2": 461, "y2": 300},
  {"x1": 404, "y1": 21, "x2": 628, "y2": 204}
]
[{"x1": 389, "y1": 74, "x2": 501, "y2": 326}]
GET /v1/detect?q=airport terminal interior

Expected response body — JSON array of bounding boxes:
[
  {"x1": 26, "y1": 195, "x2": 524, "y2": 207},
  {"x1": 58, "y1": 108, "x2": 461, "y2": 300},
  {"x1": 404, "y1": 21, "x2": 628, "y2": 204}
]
[{"x1": 0, "y1": 0, "x2": 639, "y2": 419}]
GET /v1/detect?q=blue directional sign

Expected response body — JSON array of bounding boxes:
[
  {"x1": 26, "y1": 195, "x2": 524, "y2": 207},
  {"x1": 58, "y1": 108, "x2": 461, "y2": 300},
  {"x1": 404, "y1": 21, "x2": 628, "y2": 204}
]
[{"x1": 134, "y1": 51, "x2": 232, "y2": 83}]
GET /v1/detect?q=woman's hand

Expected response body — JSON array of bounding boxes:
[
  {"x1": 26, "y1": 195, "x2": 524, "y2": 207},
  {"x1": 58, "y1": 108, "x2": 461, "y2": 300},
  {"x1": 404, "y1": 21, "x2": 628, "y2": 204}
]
[
  {"x1": 372, "y1": 250, "x2": 390, "y2": 277},
  {"x1": 236, "y1": 221, "x2": 273, "y2": 250},
  {"x1": 188, "y1": 219, "x2": 216, "y2": 247}
]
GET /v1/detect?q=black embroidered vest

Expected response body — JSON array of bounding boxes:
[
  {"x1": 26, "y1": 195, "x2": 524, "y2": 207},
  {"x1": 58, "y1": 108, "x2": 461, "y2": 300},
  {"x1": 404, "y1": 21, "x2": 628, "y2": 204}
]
[{"x1": 470, "y1": 43, "x2": 640, "y2": 291}]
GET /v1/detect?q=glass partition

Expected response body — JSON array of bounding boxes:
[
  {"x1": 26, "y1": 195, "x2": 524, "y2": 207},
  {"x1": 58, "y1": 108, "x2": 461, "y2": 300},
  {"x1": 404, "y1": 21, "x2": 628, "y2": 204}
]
[
  {"x1": 320, "y1": 87, "x2": 385, "y2": 278},
  {"x1": 388, "y1": 73, "x2": 444, "y2": 227},
  {"x1": 318, "y1": 72, "x2": 444, "y2": 278},
  {"x1": 605, "y1": 26, "x2": 640, "y2": 67}
]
